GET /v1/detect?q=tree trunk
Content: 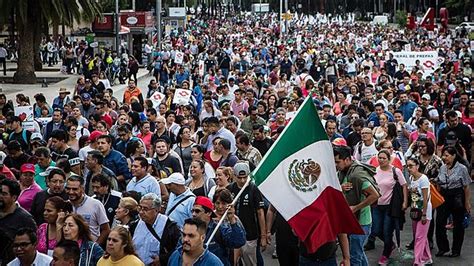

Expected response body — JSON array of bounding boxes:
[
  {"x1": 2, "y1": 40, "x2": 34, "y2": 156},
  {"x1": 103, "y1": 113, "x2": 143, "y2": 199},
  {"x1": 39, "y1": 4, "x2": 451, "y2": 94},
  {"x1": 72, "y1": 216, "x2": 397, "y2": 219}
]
[
  {"x1": 14, "y1": 19, "x2": 37, "y2": 84},
  {"x1": 34, "y1": 19, "x2": 43, "y2": 71},
  {"x1": 52, "y1": 21, "x2": 59, "y2": 41}
]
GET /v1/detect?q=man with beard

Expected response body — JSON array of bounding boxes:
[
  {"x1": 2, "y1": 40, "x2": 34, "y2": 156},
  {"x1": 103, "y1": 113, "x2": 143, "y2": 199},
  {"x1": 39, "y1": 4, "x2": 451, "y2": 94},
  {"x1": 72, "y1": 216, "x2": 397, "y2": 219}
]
[
  {"x1": 30, "y1": 168, "x2": 68, "y2": 225},
  {"x1": 65, "y1": 175, "x2": 110, "y2": 245},
  {"x1": 91, "y1": 174, "x2": 121, "y2": 227},
  {"x1": 168, "y1": 218, "x2": 223, "y2": 265},
  {"x1": 0, "y1": 179, "x2": 37, "y2": 263},
  {"x1": 79, "y1": 93, "x2": 96, "y2": 120},
  {"x1": 153, "y1": 138, "x2": 182, "y2": 179}
]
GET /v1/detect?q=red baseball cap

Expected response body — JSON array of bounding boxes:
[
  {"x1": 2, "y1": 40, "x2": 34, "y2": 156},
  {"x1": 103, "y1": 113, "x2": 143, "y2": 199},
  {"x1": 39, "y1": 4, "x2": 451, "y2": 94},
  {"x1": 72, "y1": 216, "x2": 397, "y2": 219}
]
[
  {"x1": 194, "y1": 196, "x2": 214, "y2": 211},
  {"x1": 21, "y1": 163, "x2": 35, "y2": 174},
  {"x1": 88, "y1": 130, "x2": 104, "y2": 142}
]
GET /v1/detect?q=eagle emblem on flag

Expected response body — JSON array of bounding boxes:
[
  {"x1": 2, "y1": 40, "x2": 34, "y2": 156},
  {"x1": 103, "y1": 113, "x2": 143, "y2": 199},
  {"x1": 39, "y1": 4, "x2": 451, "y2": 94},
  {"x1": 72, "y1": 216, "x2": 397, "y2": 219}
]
[{"x1": 288, "y1": 159, "x2": 321, "y2": 192}]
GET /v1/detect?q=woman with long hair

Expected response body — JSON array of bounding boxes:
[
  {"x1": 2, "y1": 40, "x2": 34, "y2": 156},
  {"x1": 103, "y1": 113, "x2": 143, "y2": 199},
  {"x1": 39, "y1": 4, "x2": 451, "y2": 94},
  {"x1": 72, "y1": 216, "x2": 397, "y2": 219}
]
[
  {"x1": 125, "y1": 140, "x2": 146, "y2": 170},
  {"x1": 406, "y1": 157, "x2": 432, "y2": 265},
  {"x1": 406, "y1": 137, "x2": 443, "y2": 250},
  {"x1": 137, "y1": 121, "x2": 153, "y2": 155},
  {"x1": 66, "y1": 125, "x2": 79, "y2": 151},
  {"x1": 97, "y1": 226, "x2": 144, "y2": 265},
  {"x1": 199, "y1": 99, "x2": 222, "y2": 122},
  {"x1": 409, "y1": 117, "x2": 435, "y2": 145},
  {"x1": 266, "y1": 94, "x2": 278, "y2": 110},
  {"x1": 370, "y1": 150, "x2": 408, "y2": 265},
  {"x1": 434, "y1": 146, "x2": 471, "y2": 257},
  {"x1": 275, "y1": 73, "x2": 290, "y2": 99},
  {"x1": 173, "y1": 126, "x2": 194, "y2": 179},
  {"x1": 433, "y1": 91, "x2": 450, "y2": 117},
  {"x1": 59, "y1": 214, "x2": 104, "y2": 266},
  {"x1": 373, "y1": 113, "x2": 389, "y2": 142},
  {"x1": 208, "y1": 166, "x2": 233, "y2": 199},
  {"x1": 407, "y1": 106, "x2": 429, "y2": 130},
  {"x1": 461, "y1": 99, "x2": 474, "y2": 128},
  {"x1": 191, "y1": 144, "x2": 216, "y2": 180},
  {"x1": 186, "y1": 159, "x2": 216, "y2": 197},
  {"x1": 37, "y1": 196, "x2": 73, "y2": 256},
  {"x1": 203, "y1": 138, "x2": 223, "y2": 170}
]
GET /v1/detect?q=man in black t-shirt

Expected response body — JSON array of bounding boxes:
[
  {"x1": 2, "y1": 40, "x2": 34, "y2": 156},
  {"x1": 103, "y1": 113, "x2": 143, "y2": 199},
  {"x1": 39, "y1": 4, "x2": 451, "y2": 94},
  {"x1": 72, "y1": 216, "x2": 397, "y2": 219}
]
[
  {"x1": 227, "y1": 162, "x2": 266, "y2": 266},
  {"x1": 49, "y1": 129, "x2": 81, "y2": 174},
  {"x1": 252, "y1": 125, "x2": 273, "y2": 156},
  {"x1": 153, "y1": 138, "x2": 182, "y2": 179},
  {"x1": 91, "y1": 73, "x2": 106, "y2": 94},
  {"x1": 437, "y1": 110, "x2": 472, "y2": 162},
  {"x1": 6, "y1": 116, "x2": 32, "y2": 152}
]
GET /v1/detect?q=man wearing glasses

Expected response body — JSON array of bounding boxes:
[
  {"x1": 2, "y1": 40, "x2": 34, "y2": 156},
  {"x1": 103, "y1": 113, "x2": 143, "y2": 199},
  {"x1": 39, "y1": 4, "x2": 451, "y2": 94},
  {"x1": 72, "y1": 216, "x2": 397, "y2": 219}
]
[
  {"x1": 7, "y1": 228, "x2": 52, "y2": 265},
  {"x1": 133, "y1": 192, "x2": 181, "y2": 266}
]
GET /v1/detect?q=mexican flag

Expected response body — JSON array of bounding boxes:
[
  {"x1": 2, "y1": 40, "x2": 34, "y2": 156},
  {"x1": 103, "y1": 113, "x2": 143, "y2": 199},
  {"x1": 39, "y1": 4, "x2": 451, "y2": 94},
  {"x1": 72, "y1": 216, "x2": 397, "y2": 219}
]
[{"x1": 252, "y1": 96, "x2": 363, "y2": 253}]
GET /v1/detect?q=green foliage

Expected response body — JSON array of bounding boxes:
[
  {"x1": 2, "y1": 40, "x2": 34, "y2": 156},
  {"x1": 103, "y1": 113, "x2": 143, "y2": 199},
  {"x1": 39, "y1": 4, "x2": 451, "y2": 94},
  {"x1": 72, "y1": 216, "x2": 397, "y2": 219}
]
[
  {"x1": 395, "y1": 10, "x2": 407, "y2": 28},
  {"x1": 0, "y1": 0, "x2": 102, "y2": 26}
]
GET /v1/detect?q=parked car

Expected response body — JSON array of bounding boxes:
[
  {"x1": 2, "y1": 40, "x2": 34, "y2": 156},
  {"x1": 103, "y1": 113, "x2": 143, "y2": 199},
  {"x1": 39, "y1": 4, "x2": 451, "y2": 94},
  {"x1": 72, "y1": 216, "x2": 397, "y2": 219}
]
[{"x1": 455, "y1": 22, "x2": 474, "y2": 33}]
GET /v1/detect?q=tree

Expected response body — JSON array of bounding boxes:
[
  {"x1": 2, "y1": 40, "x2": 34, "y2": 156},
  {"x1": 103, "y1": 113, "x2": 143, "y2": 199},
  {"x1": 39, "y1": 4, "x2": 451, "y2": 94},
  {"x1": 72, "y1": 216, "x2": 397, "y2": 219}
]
[{"x1": 0, "y1": 0, "x2": 102, "y2": 84}]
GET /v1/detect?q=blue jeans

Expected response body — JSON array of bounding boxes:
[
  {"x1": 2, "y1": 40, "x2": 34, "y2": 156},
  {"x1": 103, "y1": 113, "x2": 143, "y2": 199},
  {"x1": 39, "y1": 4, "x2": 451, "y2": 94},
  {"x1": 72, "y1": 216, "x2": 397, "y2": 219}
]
[
  {"x1": 372, "y1": 205, "x2": 397, "y2": 257},
  {"x1": 349, "y1": 224, "x2": 371, "y2": 266},
  {"x1": 299, "y1": 255, "x2": 337, "y2": 266}
]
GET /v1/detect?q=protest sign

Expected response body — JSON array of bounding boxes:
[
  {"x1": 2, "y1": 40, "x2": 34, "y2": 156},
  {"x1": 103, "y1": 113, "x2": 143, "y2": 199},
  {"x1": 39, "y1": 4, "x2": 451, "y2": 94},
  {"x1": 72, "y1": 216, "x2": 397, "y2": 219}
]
[
  {"x1": 173, "y1": 89, "x2": 192, "y2": 105},
  {"x1": 392, "y1": 51, "x2": 438, "y2": 77}
]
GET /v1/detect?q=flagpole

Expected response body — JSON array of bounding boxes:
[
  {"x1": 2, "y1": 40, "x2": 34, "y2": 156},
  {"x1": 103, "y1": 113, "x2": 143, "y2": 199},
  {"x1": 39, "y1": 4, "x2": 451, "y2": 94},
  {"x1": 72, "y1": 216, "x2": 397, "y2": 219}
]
[{"x1": 205, "y1": 175, "x2": 251, "y2": 247}]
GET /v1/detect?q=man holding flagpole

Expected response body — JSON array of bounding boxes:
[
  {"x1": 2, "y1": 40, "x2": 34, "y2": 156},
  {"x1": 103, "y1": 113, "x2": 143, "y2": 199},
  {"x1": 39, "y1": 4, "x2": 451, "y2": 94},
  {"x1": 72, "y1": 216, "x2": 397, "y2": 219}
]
[
  {"x1": 252, "y1": 96, "x2": 365, "y2": 265},
  {"x1": 228, "y1": 162, "x2": 266, "y2": 266}
]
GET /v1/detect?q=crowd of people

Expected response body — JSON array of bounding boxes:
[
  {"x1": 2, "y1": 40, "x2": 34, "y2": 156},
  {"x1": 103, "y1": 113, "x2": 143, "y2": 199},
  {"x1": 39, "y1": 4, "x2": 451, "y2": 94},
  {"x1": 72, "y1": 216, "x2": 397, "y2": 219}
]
[{"x1": 0, "y1": 12, "x2": 473, "y2": 266}]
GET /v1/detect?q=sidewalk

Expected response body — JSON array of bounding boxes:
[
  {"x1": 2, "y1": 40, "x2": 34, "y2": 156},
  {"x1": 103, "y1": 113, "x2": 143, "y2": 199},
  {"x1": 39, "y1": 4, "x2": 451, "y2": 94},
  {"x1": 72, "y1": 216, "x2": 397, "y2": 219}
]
[{"x1": 0, "y1": 60, "x2": 151, "y2": 102}]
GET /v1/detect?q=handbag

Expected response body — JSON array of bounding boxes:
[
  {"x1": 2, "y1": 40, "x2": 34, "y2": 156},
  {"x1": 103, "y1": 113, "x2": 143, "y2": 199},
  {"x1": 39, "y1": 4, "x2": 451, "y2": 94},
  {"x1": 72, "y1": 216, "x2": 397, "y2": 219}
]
[
  {"x1": 389, "y1": 167, "x2": 404, "y2": 218},
  {"x1": 430, "y1": 183, "x2": 445, "y2": 209},
  {"x1": 410, "y1": 208, "x2": 423, "y2": 221}
]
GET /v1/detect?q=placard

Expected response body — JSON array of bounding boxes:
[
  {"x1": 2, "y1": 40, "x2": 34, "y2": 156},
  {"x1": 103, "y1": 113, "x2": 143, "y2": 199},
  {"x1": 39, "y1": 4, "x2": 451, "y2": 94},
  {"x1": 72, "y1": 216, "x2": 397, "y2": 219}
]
[
  {"x1": 14, "y1": 105, "x2": 35, "y2": 131},
  {"x1": 150, "y1": 91, "x2": 165, "y2": 108},
  {"x1": 174, "y1": 51, "x2": 184, "y2": 64},
  {"x1": 172, "y1": 89, "x2": 192, "y2": 105},
  {"x1": 392, "y1": 51, "x2": 439, "y2": 78}
]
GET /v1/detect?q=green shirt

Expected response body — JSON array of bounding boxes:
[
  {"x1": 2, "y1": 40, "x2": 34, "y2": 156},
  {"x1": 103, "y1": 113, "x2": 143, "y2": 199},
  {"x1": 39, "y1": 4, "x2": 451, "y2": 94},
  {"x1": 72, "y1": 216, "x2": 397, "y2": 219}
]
[
  {"x1": 343, "y1": 177, "x2": 372, "y2": 226},
  {"x1": 34, "y1": 161, "x2": 56, "y2": 190}
]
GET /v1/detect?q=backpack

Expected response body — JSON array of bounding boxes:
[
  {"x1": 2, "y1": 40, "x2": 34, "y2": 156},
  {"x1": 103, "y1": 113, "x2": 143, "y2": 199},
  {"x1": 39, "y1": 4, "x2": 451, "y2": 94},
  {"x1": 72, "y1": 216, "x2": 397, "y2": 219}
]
[
  {"x1": 152, "y1": 158, "x2": 172, "y2": 179},
  {"x1": 9, "y1": 130, "x2": 28, "y2": 144},
  {"x1": 346, "y1": 161, "x2": 381, "y2": 197}
]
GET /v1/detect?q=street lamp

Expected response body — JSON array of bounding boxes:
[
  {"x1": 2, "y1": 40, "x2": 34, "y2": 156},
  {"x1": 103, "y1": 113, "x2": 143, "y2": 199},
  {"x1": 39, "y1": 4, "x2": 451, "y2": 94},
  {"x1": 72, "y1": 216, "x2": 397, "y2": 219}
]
[
  {"x1": 115, "y1": 0, "x2": 120, "y2": 51},
  {"x1": 156, "y1": 0, "x2": 162, "y2": 50}
]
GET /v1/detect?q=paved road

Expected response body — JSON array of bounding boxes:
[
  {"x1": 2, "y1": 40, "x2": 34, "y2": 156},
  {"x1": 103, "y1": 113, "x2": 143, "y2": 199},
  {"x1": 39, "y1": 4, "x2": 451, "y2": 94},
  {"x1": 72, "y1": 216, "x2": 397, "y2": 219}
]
[{"x1": 262, "y1": 184, "x2": 474, "y2": 265}]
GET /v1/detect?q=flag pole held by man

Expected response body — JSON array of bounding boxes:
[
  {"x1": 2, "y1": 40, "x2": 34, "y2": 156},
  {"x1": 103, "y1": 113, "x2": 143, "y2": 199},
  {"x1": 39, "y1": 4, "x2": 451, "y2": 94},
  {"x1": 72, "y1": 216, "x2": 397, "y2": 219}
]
[{"x1": 252, "y1": 95, "x2": 364, "y2": 254}]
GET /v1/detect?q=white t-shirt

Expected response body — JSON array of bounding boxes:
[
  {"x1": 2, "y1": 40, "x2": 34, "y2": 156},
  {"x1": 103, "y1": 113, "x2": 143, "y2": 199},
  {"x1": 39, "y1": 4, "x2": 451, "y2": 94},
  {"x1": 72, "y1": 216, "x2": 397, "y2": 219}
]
[
  {"x1": 354, "y1": 141, "x2": 378, "y2": 163},
  {"x1": 73, "y1": 195, "x2": 109, "y2": 240},
  {"x1": 409, "y1": 174, "x2": 432, "y2": 220},
  {"x1": 8, "y1": 251, "x2": 52, "y2": 266}
]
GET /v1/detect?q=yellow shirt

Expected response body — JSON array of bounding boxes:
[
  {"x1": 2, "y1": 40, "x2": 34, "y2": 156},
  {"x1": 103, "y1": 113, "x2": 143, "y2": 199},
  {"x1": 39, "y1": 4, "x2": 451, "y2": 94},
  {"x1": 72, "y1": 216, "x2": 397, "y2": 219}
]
[{"x1": 97, "y1": 255, "x2": 145, "y2": 266}]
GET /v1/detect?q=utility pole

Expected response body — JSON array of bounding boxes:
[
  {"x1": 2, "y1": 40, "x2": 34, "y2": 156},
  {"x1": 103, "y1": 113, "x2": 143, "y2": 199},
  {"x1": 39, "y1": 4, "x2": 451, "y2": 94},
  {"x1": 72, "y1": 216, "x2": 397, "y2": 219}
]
[
  {"x1": 115, "y1": 0, "x2": 120, "y2": 52},
  {"x1": 156, "y1": 0, "x2": 162, "y2": 50}
]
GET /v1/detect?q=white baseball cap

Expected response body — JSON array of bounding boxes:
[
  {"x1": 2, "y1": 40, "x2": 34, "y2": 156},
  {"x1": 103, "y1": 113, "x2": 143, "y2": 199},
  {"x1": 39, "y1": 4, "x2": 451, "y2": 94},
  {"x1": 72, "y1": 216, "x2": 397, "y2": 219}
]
[{"x1": 160, "y1": 173, "x2": 185, "y2": 185}]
